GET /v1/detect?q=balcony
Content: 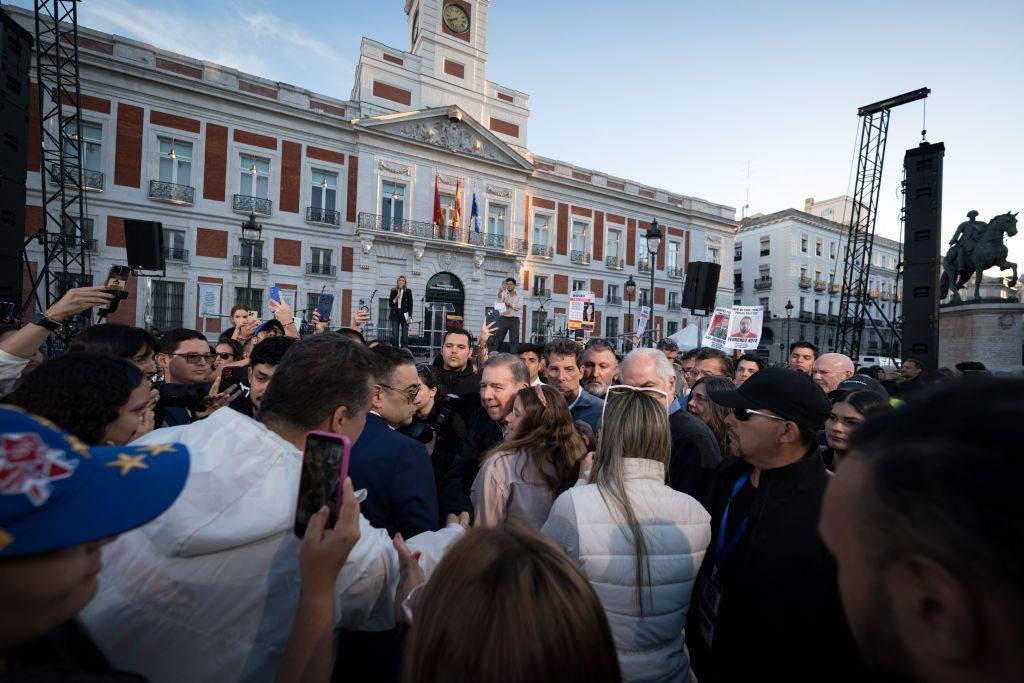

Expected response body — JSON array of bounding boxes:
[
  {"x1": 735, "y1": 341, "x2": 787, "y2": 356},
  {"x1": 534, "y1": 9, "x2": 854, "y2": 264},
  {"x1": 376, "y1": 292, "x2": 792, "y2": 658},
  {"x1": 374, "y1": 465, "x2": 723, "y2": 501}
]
[
  {"x1": 305, "y1": 262, "x2": 337, "y2": 277},
  {"x1": 532, "y1": 244, "x2": 554, "y2": 258},
  {"x1": 532, "y1": 288, "x2": 551, "y2": 298},
  {"x1": 799, "y1": 310, "x2": 813, "y2": 322},
  {"x1": 754, "y1": 276, "x2": 772, "y2": 290},
  {"x1": 667, "y1": 266, "x2": 684, "y2": 278},
  {"x1": 606, "y1": 294, "x2": 622, "y2": 305},
  {"x1": 49, "y1": 163, "x2": 103, "y2": 191},
  {"x1": 233, "y1": 194, "x2": 273, "y2": 216},
  {"x1": 881, "y1": 291, "x2": 892, "y2": 301},
  {"x1": 814, "y1": 279, "x2": 827, "y2": 292},
  {"x1": 799, "y1": 276, "x2": 812, "y2": 289},
  {"x1": 868, "y1": 289, "x2": 879, "y2": 299},
  {"x1": 148, "y1": 180, "x2": 194, "y2": 205},
  {"x1": 605, "y1": 256, "x2": 623, "y2": 270},
  {"x1": 570, "y1": 250, "x2": 591, "y2": 265},
  {"x1": 306, "y1": 206, "x2": 341, "y2": 226},
  {"x1": 668, "y1": 302, "x2": 682, "y2": 311},
  {"x1": 814, "y1": 313, "x2": 827, "y2": 324},
  {"x1": 232, "y1": 255, "x2": 267, "y2": 270},
  {"x1": 734, "y1": 279, "x2": 744, "y2": 292},
  {"x1": 637, "y1": 260, "x2": 652, "y2": 274},
  {"x1": 165, "y1": 247, "x2": 189, "y2": 263},
  {"x1": 357, "y1": 213, "x2": 528, "y2": 256},
  {"x1": 829, "y1": 283, "x2": 841, "y2": 294},
  {"x1": 53, "y1": 234, "x2": 98, "y2": 252}
]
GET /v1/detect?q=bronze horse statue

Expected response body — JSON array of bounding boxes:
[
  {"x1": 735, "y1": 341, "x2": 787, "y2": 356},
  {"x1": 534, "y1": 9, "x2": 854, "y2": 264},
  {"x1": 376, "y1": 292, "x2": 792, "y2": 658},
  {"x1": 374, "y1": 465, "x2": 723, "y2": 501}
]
[{"x1": 940, "y1": 211, "x2": 1018, "y2": 302}]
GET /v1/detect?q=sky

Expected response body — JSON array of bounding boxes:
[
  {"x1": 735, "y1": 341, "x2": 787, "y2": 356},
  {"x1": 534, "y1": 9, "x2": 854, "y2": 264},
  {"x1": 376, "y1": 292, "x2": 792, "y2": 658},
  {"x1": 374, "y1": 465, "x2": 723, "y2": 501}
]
[{"x1": 11, "y1": 0, "x2": 1024, "y2": 267}]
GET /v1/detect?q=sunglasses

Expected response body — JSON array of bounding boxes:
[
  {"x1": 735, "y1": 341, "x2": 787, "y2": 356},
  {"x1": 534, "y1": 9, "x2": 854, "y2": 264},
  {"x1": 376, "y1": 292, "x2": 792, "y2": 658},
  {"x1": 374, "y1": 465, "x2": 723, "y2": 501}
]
[
  {"x1": 733, "y1": 407, "x2": 787, "y2": 422},
  {"x1": 215, "y1": 352, "x2": 236, "y2": 361},
  {"x1": 378, "y1": 382, "x2": 422, "y2": 404},
  {"x1": 170, "y1": 352, "x2": 214, "y2": 365}
]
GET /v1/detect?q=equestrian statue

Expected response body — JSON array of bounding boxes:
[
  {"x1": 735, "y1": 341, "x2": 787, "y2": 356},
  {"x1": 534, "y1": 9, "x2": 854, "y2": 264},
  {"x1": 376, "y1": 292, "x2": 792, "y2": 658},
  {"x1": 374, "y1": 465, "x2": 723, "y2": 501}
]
[{"x1": 939, "y1": 210, "x2": 1018, "y2": 302}]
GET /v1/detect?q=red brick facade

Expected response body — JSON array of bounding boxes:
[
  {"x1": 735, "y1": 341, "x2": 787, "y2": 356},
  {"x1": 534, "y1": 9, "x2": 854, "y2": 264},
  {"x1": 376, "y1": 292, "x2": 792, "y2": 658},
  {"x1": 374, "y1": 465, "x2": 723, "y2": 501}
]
[
  {"x1": 273, "y1": 238, "x2": 301, "y2": 266},
  {"x1": 279, "y1": 141, "x2": 301, "y2": 213},
  {"x1": 114, "y1": 103, "x2": 144, "y2": 187},
  {"x1": 195, "y1": 228, "x2": 228, "y2": 258},
  {"x1": 203, "y1": 124, "x2": 228, "y2": 201}
]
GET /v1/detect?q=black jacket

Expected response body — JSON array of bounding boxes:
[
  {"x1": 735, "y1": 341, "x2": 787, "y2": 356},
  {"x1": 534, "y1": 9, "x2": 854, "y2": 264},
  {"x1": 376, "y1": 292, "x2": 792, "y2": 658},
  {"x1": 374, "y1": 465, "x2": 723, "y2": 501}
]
[
  {"x1": 437, "y1": 406, "x2": 503, "y2": 516},
  {"x1": 388, "y1": 288, "x2": 413, "y2": 321},
  {"x1": 667, "y1": 407, "x2": 722, "y2": 499},
  {"x1": 431, "y1": 355, "x2": 481, "y2": 421},
  {"x1": 401, "y1": 394, "x2": 468, "y2": 510},
  {"x1": 685, "y1": 447, "x2": 864, "y2": 683}
]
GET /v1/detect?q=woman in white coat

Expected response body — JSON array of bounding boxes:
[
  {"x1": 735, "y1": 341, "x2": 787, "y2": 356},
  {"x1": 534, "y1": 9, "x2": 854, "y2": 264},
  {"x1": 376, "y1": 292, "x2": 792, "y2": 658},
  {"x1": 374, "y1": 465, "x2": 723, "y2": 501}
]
[{"x1": 542, "y1": 387, "x2": 712, "y2": 682}]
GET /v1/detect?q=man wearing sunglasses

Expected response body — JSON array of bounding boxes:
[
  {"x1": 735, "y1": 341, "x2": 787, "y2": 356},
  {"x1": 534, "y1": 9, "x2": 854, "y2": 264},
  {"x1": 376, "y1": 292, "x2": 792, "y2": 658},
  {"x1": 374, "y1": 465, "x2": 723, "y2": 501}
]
[
  {"x1": 685, "y1": 367, "x2": 862, "y2": 683},
  {"x1": 155, "y1": 328, "x2": 215, "y2": 426}
]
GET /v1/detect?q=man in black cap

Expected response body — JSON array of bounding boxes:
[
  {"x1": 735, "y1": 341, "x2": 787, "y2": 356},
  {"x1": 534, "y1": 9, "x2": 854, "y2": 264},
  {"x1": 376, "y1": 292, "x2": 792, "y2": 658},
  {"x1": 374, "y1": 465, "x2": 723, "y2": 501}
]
[{"x1": 685, "y1": 367, "x2": 863, "y2": 683}]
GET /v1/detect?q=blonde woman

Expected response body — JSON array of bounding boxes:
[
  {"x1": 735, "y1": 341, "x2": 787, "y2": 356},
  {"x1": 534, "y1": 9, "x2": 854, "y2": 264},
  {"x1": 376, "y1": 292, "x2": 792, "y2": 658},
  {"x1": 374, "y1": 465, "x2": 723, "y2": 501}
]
[{"x1": 542, "y1": 387, "x2": 711, "y2": 682}]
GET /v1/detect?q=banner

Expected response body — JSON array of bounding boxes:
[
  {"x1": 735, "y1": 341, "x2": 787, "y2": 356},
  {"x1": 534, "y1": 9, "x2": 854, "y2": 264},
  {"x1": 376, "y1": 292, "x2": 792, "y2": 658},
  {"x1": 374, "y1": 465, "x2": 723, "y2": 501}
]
[
  {"x1": 197, "y1": 283, "x2": 221, "y2": 318},
  {"x1": 701, "y1": 305, "x2": 764, "y2": 351},
  {"x1": 568, "y1": 291, "x2": 595, "y2": 332},
  {"x1": 633, "y1": 305, "x2": 651, "y2": 345}
]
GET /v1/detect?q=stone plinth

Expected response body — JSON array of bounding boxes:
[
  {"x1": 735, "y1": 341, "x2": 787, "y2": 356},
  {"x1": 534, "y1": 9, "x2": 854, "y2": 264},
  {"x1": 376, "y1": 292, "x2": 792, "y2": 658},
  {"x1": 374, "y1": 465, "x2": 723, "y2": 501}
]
[{"x1": 939, "y1": 300, "x2": 1024, "y2": 371}]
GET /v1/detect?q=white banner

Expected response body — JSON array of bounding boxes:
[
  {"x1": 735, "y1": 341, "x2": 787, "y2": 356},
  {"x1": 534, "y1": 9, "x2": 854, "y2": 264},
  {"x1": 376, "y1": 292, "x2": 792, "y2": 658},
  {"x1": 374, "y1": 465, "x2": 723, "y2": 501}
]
[
  {"x1": 701, "y1": 305, "x2": 764, "y2": 351},
  {"x1": 197, "y1": 283, "x2": 221, "y2": 318}
]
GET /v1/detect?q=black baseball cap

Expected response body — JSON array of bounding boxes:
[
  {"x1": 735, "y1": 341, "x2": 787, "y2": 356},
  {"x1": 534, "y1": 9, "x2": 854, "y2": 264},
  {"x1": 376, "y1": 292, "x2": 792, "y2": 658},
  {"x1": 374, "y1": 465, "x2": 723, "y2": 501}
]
[
  {"x1": 708, "y1": 366, "x2": 830, "y2": 430},
  {"x1": 830, "y1": 374, "x2": 889, "y2": 400}
]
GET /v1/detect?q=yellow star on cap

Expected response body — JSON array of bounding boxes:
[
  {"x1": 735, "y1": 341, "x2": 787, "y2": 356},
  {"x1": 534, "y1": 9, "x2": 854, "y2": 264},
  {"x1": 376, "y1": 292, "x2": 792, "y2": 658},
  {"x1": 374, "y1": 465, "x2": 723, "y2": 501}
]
[
  {"x1": 137, "y1": 444, "x2": 176, "y2": 456},
  {"x1": 106, "y1": 453, "x2": 149, "y2": 476},
  {"x1": 0, "y1": 527, "x2": 13, "y2": 552}
]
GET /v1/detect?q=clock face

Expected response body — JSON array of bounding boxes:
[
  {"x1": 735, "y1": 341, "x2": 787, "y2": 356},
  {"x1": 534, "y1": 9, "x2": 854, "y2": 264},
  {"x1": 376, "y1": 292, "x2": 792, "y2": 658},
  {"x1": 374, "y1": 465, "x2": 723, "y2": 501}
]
[{"x1": 442, "y1": 3, "x2": 470, "y2": 34}]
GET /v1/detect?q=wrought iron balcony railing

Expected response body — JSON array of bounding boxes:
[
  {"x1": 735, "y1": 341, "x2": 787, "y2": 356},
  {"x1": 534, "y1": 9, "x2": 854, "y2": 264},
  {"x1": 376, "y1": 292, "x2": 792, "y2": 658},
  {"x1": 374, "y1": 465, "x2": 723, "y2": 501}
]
[
  {"x1": 880, "y1": 291, "x2": 892, "y2": 301},
  {"x1": 799, "y1": 276, "x2": 812, "y2": 289},
  {"x1": 52, "y1": 234, "x2": 98, "y2": 252},
  {"x1": 814, "y1": 279, "x2": 827, "y2": 291},
  {"x1": 606, "y1": 294, "x2": 622, "y2": 305},
  {"x1": 356, "y1": 213, "x2": 528, "y2": 255},
  {"x1": 667, "y1": 266, "x2": 684, "y2": 278},
  {"x1": 49, "y1": 163, "x2": 103, "y2": 191},
  {"x1": 149, "y1": 180, "x2": 195, "y2": 205},
  {"x1": 637, "y1": 260, "x2": 651, "y2": 274},
  {"x1": 829, "y1": 283, "x2": 841, "y2": 294},
  {"x1": 306, "y1": 262, "x2": 337, "y2": 276},
  {"x1": 165, "y1": 247, "x2": 189, "y2": 263},
  {"x1": 814, "y1": 313, "x2": 827, "y2": 323},
  {"x1": 306, "y1": 206, "x2": 341, "y2": 226},
  {"x1": 799, "y1": 310, "x2": 813, "y2": 322},
  {"x1": 754, "y1": 276, "x2": 772, "y2": 290},
  {"x1": 570, "y1": 250, "x2": 591, "y2": 265},
  {"x1": 531, "y1": 244, "x2": 553, "y2": 258},
  {"x1": 668, "y1": 302, "x2": 682, "y2": 311},
  {"x1": 868, "y1": 289, "x2": 879, "y2": 299},
  {"x1": 605, "y1": 256, "x2": 623, "y2": 270},
  {"x1": 233, "y1": 194, "x2": 273, "y2": 216},
  {"x1": 532, "y1": 288, "x2": 551, "y2": 298},
  {"x1": 232, "y1": 255, "x2": 267, "y2": 270}
]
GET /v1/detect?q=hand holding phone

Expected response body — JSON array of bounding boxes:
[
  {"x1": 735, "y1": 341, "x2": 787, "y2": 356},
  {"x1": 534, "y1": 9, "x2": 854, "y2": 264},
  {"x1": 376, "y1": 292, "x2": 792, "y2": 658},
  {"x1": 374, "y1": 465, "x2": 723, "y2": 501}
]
[
  {"x1": 294, "y1": 431, "x2": 352, "y2": 538},
  {"x1": 269, "y1": 286, "x2": 283, "y2": 305},
  {"x1": 315, "y1": 293, "x2": 334, "y2": 322},
  {"x1": 219, "y1": 365, "x2": 246, "y2": 393}
]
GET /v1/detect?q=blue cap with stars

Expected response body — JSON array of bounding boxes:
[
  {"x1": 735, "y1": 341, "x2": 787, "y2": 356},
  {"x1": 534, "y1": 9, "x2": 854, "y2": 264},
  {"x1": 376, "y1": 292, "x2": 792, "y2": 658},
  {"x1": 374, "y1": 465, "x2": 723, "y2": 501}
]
[{"x1": 0, "y1": 406, "x2": 189, "y2": 557}]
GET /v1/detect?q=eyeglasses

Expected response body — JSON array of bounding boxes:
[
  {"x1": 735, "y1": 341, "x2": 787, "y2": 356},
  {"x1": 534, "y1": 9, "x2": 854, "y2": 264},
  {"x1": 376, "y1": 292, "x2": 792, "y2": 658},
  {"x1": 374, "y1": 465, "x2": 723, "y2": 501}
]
[
  {"x1": 733, "y1": 407, "x2": 787, "y2": 422},
  {"x1": 170, "y1": 353, "x2": 214, "y2": 365},
  {"x1": 215, "y1": 352, "x2": 236, "y2": 361},
  {"x1": 378, "y1": 382, "x2": 422, "y2": 404}
]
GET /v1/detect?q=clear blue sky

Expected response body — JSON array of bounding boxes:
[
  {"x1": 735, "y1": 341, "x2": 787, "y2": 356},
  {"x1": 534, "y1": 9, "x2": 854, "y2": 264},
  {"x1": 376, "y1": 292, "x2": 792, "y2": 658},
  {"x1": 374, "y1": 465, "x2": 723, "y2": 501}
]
[{"x1": 12, "y1": 0, "x2": 1024, "y2": 266}]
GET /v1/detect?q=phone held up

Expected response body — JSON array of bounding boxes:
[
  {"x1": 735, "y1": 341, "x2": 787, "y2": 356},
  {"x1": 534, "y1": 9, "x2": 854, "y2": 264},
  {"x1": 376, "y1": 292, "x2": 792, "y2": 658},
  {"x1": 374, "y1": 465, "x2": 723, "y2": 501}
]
[
  {"x1": 104, "y1": 265, "x2": 131, "y2": 292},
  {"x1": 293, "y1": 431, "x2": 351, "y2": 538},
  {"x1": 269, "y1": 286, "x2": 283, "y2": 306},
  {"x1": 219, "y1": 365, "x2": 246, "y2": 394},
  {"x1": 315, "y1": 292, "x2": 334, "y2": 322}
]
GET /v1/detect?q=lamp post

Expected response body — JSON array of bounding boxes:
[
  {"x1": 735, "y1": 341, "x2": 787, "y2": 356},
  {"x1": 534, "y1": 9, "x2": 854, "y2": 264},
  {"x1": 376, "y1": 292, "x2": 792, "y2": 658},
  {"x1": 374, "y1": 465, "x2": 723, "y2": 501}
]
[
  {"x1": 241, "y1": 212, "x2": 263, "y2": 312},
  {"x1": 624, "y1": 275, "x2": 636, "y2": 351},
  {"x1": 784, "y1": 299, "x2": 794, "y2": 363},
  {"x1": 644, "y1": 219, "x2": 662, "y2": 347}
]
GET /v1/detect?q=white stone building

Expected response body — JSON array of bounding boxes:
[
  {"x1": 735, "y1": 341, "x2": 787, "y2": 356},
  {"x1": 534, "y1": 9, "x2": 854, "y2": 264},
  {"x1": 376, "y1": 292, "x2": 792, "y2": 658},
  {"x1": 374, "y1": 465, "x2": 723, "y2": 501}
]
[
  {"x1": 11, "y1": 1, "x2": 736, "y2": 352},
  {"x1": 734, "y1": 196, "x2": 903, "y2": 363}
]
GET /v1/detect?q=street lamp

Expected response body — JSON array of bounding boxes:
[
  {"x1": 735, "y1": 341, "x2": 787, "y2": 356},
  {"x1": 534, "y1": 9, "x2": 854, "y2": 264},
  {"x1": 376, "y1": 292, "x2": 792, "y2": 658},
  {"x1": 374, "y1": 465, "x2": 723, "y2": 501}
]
[
  {"x1": 644, "y1": 219, "x2": 662, "y2": 347},
  {"x1": 624, "y1": 274, "x2": 636, "y2": 351},
  {"x1": 784, "y1": 299, "x2": 794, "y2": 363},
  {"x1": 241, "y1": 212, "x2": 263, "y2": 312}
]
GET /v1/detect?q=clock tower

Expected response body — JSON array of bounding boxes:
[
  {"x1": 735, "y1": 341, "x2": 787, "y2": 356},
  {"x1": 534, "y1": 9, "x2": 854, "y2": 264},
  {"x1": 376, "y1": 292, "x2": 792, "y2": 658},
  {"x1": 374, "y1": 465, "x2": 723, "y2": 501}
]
[{"x1": 405, "y1": 0, "x2": 489, "y2": 87}]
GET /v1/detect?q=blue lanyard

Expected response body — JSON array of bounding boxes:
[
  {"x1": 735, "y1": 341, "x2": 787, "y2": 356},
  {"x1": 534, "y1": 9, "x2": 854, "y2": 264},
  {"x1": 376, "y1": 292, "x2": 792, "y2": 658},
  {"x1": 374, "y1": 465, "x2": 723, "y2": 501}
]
[{"x1": 714, "y1": 470, "x2": 752, "y2": 575}]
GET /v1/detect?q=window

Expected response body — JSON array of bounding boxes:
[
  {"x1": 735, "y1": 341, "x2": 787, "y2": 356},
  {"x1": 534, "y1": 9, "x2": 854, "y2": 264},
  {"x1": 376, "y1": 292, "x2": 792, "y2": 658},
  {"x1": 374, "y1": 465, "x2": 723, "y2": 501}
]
[
  {"x1": 668, "y1": 292, "x2": 679, "y2": 308},
  {"x1": 152, "y1": 281, "x2": 184, "y2": 332},
  {"x1": 759, "y1": 296, "x2": 769, "y2": 311},
  {"x1": 311, "y1": 170, "x2": 338, "y2": 212},
  {"x1": 799, "y1": 296, "x2": 806, "y2": 312},
  {"x1": 733, "y1": 270, "x2": 742, "y2": 288},
  {"x1": 239, "y1": 154, "x2": 270, "y2": 198},
  {"x1": 813, "y1": 299, "x2": 820, "y2": 314},
  {"x1": 63, "y1": 121, "x2": 102, "y2": 171},
  {"x1": 381, "y1": 180, "x2": 406, "y2": 225},
  {"x1": 759, "y1": 237, "x2": 770, "y2": 257},
  {"x1": 667, "y1": 321, "x2": 678, "y2": 336},
  {"x1": 800, "y1": 235, "x2": 808, "y2": 253},
  {"x1": 531, "y1": 309, "x2": 548, "y2": 339},
  {"x1": 440, "y1": 192, "x2": 456, "y2": 227},
  {"x1": 800, "y1": 265, "x2": 808, "y2": 279},
  {"x1": 487, "y1": 203, "x2": 507, "y2": 236},
  {"x1": 377, "y1": 299, "x2": 390, "y2": 339},
  {"x1": 830, "y1": 241, "x2": 837, "y2": 259},
  {"x1": 164, "y1": 229, "x2": 186, "y2": 260},
  {"x1": 829, "y1": 270, "x2": 836, "y2": 284},
  {"x1": 607, "y1": 228, "x2": 622, "y2": 259},
  {"x1": 814, "y1": 268, "x2": 822, "y2": 281},
  {"x1": 533, "y1": 214, "x2": 550, "y2": 247},
  {"x1": 158, "y1": 137, "x2": 192, "y2": 186},
  {"x1": 639, "y1": 288, "x2": 650, "y2": 307},
  {"x1": 667, "y1": 241, "x2": 681, "y2": 272},
  {"x1": 61, "y1": 216, "x2": 94, "y2": 247},
  {"x1": 571, "y1": 279, "x2": 586, "y2": 293},
  {"x1": 235, "y1": 287, "x2": 264, "y2": 317},
  {"x1": 311, "y1": 247, "x2": 332, "y2": 273},
  {"x1": 734, "y1": 298, "x2": 742, "y2": 305},
  {"x1": 637, "y1": 239, "x2": 650, "y2": 268},
  {"x1": 533, "y1": 275, "x2": 547, "y2": 295},
  {"x1": 734, "y1": 241, "x2": 743, "y2": 261},
  {"x1": 571, "y1": 220, "x2": 589, "y2": 253},
  {"x1": 708, "y1": 246, "x2": 719, "y2": 264},
  {"x1": 607, "y1": 283, "x2": 619, "y2": 301},
  {"x1": 239, "y1": 239, "x2": 264, "y2": 268},
  {"x1": 305, "y1": 293, "x2": 320, "y2": 323},
  {"x1": 828, "y1": 300, "x2": 834, "y2": 315},
  {"x1": 606, "y1": 316, "x2": 619, "y2": 342},
  {"x1": 823, "y1": 208, "x2": 833, "y2": 216},
  {"x1": 815, "y1": 238, "x2": 822, "y2": 257}
]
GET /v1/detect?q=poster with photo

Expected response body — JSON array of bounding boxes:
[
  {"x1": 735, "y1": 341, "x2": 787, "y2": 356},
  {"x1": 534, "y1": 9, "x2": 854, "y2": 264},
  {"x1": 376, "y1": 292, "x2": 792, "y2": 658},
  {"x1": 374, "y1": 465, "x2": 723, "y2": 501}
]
[
  {"x1": 632, "y1": 305, "x2": 651, "y2": 346},
  {"x1": 568, "y1": 291, "x2": 595, "y2": 332},
  {"x1": 701, "y1": 307, "x2": 733, "y2": 350},
  {"x1": 725, "y1": 306, "x2": 763, "y2": 351},
  {"x1": 197, "y1": 283, "x2": 221, "y2": 318}
]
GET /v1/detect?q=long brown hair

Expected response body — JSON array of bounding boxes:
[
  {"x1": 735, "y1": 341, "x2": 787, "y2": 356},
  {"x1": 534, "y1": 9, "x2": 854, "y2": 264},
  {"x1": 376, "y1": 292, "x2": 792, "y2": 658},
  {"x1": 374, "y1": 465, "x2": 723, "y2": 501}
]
[
  {"x1": 483, "y1": 384, "x2": 585, "y2": 497},
  {"x1": 690, "y1": 376, "x2": 734, "y2": 456},
  {"x1": 590, "y1": 389, "x2": 672, "y2": 614},
  {"x1": 403, "y1": 525, "x2": 622, "y2": 683}
]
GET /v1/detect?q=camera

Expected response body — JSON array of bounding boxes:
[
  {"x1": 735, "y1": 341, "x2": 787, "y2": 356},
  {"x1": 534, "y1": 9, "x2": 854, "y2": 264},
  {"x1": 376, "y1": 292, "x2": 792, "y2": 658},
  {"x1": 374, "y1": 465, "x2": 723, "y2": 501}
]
[
  {"x1": 156, "y1": 382, "x2": 209, "y2": 410},
  {"x1": 408, "y1": 394, "x2": 459, "y2": 443}
]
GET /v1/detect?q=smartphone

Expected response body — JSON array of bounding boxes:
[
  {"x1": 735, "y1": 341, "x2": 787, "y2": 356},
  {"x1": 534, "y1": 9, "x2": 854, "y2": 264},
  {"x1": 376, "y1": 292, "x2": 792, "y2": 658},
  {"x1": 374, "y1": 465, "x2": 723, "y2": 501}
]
[
  {"x1": 246, "y1": 310, "x2": 258, "y2": 322},
  {"x1": 269, "y1": 286, "x2": 283, "y2": 305},
  {"x1": 293, "y1": 431, "x2": 351, "y2": 538},
  {"x1": 219, "y1": 365, "x2": 246, "y2": 393},
  {"x1": 486, "y1": 308, "x2": 501, "y2": 328},
  {"x1": 315, "y1": 293, "x2": 334, "y2": 321},
  {"x1": 104, "y1": 265, "x2": 131, "y2": 292}
]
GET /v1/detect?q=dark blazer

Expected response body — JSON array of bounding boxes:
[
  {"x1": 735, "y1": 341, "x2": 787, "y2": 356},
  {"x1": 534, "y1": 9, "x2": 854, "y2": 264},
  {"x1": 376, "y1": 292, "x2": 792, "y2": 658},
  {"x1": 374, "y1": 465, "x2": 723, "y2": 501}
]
[
  {"x1": 569, "y1": 387, "x2": 604, "y2": 431},
  {"x1": 388, "y1": 288, "x2": 413, "y2": 322},
  {"x1": 667, "y1": 406, "x2": 722, "y2": 499},
  {"x1": 438, "y1": 406, "x2": 503, "y2": 516},
  {"x1": 348, "y1": 412, "x2": 438, "y2": 539}
]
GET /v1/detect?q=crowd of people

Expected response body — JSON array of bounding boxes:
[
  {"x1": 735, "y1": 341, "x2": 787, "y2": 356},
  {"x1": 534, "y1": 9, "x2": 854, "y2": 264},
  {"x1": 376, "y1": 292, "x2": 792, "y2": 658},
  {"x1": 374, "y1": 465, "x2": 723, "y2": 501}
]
[{"x1": 0, "y1": 284, "x2": 1020, "y2": 683}]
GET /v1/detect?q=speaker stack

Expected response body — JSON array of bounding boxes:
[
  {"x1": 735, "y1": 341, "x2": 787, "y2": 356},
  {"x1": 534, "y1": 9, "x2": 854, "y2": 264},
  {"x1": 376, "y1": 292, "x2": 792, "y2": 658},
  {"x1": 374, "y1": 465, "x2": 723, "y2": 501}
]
[
  {"x1": 123, "y1": 219, "x2": 165, "y2": 271},
  {"x1": 683, "y1": 261, "x2": 721, "y2": 312},
  {"x1": 901, "y1": 141, "x2": 945, "y2": 371},
  {"x1": 0, "y1": 9, "x2": 32, "y2": 313}
]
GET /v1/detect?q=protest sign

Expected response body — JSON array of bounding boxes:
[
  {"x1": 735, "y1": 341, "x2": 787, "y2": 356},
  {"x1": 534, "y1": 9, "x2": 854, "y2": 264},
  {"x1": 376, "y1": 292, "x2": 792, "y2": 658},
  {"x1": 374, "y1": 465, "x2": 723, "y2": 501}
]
[
  {"x1": 633, "y1": 305, "x2": 651, "y2": 345},
  {"x1": 701, "y1": 305, "x2": 764, "y2": 350},
  {"x1": 568, "y1": 291, "x2": 595, "y2": 333}
]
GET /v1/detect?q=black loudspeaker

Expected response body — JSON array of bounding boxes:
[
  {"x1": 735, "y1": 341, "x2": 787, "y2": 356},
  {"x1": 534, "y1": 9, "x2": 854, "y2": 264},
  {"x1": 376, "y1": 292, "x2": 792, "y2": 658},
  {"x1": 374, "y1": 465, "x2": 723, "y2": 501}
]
[
  {"x1": 901, "y1": 142, "x2": 944, "y2": 370},
  {"x1": 124, "y1": 220, "x2": 165, "y2": 270},
  {"x1": 682, "y1": 261, "x2": 721, "y2": 312},
  {"x1": 0, "y1": 9, "x2": 32, "y2": 310}
]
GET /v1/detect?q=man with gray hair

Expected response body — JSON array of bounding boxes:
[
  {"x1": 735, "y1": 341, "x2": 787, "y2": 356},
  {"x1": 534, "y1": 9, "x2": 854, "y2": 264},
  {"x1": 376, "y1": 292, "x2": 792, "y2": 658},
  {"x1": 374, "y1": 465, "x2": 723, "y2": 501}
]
[
  {"x1": 620, "y1": 348, "x2": 721, "y2": 498},
  {"x1": 813, "y1": 353, "x2": 856, "y2": 393},
  {"x1": 582, "y1": 338, "x2": 619, "y2": 399}
]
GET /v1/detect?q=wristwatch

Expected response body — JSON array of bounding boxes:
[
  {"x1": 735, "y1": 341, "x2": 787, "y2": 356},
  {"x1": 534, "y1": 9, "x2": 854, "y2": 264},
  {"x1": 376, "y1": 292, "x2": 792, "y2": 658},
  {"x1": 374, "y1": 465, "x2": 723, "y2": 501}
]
[{"x1": 30, "y1": 311, "x2": 61, "y2": 332}]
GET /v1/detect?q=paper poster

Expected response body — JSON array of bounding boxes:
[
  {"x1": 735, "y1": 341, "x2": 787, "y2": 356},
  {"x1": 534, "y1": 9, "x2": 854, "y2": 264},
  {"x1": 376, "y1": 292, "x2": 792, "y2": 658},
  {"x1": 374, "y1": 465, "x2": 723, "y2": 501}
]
[
  {"x1": 568, "y1": 291, "x2": 595, "y2": 332},
  {"x1": 701, "y1": 305, "x2": 764, "y2": 351},
  {"x1": 632, "y1": 305, "x2": 651, "y2": 346},
  {"x1": 197, "y1": 283, "x2": 221, "y2": 318}
]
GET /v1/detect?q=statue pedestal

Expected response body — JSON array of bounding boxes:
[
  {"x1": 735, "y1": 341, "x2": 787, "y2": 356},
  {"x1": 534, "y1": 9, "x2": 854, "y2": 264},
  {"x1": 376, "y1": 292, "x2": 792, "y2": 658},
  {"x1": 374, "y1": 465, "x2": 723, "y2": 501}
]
[{"x1": 939, "y1": 299, "x2": 1024, "y2": 371}]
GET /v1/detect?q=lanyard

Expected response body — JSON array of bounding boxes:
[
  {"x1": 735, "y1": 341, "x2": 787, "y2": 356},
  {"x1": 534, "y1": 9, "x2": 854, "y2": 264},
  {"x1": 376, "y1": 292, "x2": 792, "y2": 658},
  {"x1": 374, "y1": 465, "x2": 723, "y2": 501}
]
[{"x1": 714, "y1": 470, "x2": 752, "y2": 576}]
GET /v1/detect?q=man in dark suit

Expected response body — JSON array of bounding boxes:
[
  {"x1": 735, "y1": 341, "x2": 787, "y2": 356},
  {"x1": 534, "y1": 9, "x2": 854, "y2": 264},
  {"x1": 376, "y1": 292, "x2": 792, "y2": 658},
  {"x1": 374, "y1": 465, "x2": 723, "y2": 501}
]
[
  {"x1": 543, "y1": 338, "x2": 604, "y2": 431},
  {"x1": 348, "y1": 344, "x2": 437, "y2": 539},
  {"x1": 388, "y1": 275, "x2": 413, "y2": 348}
]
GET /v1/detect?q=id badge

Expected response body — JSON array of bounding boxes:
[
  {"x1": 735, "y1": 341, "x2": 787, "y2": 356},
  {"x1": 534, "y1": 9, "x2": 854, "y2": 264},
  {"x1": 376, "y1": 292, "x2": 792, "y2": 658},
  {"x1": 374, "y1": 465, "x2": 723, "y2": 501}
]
[{"x1": 696, "y1": 572, "x2": 723, "y2": 647}]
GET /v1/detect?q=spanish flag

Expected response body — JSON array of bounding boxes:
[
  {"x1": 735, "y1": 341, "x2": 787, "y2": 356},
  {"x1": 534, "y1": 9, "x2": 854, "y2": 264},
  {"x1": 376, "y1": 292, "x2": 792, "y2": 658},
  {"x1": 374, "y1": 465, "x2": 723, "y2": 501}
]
[{"x1": 453, "y1": 180, "x2": 462, "y2": 230}]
